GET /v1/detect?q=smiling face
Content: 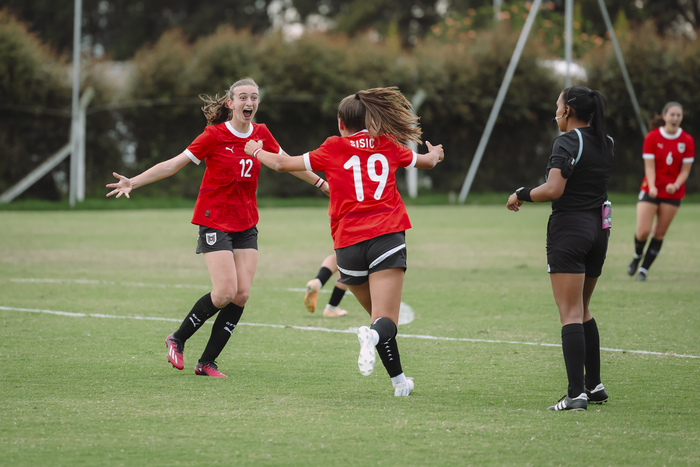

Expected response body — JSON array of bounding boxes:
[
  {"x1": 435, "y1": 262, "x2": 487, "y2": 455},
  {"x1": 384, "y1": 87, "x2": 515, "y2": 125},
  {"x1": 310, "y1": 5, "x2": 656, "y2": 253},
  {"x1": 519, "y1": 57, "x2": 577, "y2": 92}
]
[
  {"x1": 663, "y1": 105, "x2": 683, "y2": 133},
  {"x1": 226, "y1": 84, "x2": 259, "y2": 128}
]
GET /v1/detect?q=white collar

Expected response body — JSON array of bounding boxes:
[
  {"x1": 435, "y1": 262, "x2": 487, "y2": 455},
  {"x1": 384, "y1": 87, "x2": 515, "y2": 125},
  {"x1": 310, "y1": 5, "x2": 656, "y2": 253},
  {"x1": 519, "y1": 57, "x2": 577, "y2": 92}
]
[
  {"x1": 226, "y1": 121, "x2": 253, "y2": 138},
  {"x1": 659, "y1": 127, "x2": 682, "y2": 140}
]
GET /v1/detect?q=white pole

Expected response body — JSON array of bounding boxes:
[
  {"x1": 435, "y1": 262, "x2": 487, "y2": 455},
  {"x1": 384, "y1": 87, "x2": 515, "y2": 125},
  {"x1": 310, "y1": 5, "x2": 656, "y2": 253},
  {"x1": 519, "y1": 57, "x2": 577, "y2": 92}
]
[
  {"x1": 565, "y1": 0, "x2": 573, "y2": 88},
  {"x1": 493, "y1": 0, "x2": 503, "y2": 21},
  {"x1": 596, "y1": 0, "x2": 647, "y2": 136},
  {"x1": 69, "y1": 0, "x2": 83, "y2": 207},
  {"x1": 77, "y1": 87, "x2": 94, "y2": 201},
  {"x1": 458, "y1": 0, "x2": 543, "y2": 204},
  {"x1": 407, "y1": 88, "x2": 426, "y2": 199}
]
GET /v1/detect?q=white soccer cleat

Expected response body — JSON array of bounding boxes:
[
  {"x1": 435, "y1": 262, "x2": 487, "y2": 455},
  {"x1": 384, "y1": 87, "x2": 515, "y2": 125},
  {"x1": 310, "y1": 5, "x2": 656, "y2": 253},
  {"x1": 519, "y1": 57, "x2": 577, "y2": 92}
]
[
  {"x1": 323, "y1": 306, "x2": 348, "y2": 318},
  {"x1": 304, "y1": 279, "x2": 320, "y2": 313},
  {"x1": 357, "y1": 326, "x2": 376, "y2": 376},
  {"x1": 393, "y1": 377, "x2": 414, "y2": 397}
]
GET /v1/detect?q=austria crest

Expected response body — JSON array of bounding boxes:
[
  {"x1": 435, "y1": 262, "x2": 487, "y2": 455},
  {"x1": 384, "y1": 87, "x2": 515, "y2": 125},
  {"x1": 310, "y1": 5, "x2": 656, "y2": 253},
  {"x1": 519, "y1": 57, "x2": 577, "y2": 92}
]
[
  {"x1": 678, "y1": 142, "x2": 686, "y2": 153},
  {"x1": 206, "y1": 232, "x2": 217, "y2": 245}
]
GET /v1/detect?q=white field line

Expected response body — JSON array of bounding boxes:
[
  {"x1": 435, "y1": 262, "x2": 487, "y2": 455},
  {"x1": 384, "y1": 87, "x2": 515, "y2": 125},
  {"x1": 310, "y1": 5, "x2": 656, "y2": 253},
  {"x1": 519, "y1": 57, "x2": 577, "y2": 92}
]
[
  {"x1": 1, "y1": 305, "x2": 698, "y2": 359},
  {"x1": 9, "y1": 278, "x2": 415, "y2": 325}
]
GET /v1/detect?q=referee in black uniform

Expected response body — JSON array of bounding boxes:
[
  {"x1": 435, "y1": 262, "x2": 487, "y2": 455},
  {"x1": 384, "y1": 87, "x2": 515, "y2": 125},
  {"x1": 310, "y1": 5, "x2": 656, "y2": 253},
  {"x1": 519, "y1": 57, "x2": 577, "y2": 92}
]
[{"x1": 507, "y1": 85, "x2": 614, "y2": 411}]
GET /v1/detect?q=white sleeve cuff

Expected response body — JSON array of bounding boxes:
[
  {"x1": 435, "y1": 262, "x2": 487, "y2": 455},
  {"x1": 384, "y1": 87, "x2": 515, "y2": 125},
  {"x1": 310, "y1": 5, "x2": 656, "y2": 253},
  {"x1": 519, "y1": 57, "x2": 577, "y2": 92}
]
[
  {"x1": 185, "y1": 149, "x2": 201, "y2": 165},
  {"x1": 683, "y1": 157, "x2": 694, "y2": 163},
  {"x1": 303, "y1": 153, "x2": 312, "y2": 171},
  {"x1": 642, "y1": 153, "x2": 655, "y2": 160},
  {"x1": 406, "y1": 151, "x2": 418, "y2": 170}
]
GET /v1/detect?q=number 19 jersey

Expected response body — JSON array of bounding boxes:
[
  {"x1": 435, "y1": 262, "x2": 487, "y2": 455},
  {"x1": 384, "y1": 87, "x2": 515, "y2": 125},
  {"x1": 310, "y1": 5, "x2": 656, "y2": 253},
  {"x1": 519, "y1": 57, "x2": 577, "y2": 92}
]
[{"x1": 304, "y1": 130, "x2": 418, "y2": 249}]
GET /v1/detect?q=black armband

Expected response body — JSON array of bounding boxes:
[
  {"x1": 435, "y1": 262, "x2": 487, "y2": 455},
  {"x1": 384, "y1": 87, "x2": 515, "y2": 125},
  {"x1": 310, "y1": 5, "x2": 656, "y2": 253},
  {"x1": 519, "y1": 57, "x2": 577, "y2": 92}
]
[{"x1": 515, "y1": 187, "x2": 533, "y2": 202}]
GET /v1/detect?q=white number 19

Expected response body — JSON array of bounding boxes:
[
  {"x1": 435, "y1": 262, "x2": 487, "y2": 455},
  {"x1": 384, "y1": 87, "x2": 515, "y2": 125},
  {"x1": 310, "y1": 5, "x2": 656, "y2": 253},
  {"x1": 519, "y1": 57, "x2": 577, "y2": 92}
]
[{"x1": 343, "y1": 154, "x2": 389, "y2": 201}]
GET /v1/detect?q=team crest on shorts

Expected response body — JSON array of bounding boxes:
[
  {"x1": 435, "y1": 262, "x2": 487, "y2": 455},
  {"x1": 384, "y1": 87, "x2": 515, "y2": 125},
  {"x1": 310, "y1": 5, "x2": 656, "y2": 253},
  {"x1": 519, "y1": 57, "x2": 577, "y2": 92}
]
[
  {"x1": 206, "y1": 232, "x2": 217, "y2": 245},
  {"x1": 678, "y1": 142, "x2": 686, "y2": 153}
]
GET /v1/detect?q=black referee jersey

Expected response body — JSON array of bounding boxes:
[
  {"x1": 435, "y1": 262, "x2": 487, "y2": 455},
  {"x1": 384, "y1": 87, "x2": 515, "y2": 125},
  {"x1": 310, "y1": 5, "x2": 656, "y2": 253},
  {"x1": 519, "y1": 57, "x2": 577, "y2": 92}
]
[{"x1": 545, "y1": 126, "x2": 614, "y2": 212}]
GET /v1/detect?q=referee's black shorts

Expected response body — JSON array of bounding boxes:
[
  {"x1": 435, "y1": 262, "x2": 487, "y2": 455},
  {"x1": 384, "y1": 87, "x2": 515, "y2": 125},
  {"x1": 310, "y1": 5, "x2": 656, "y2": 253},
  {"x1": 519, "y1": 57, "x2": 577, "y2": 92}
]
[
  {"x1": 335, "y1": 232, "x2": 407, "y2": 286},
  {"x1": 546, "y1": 210, "x2": 609, "y2": 277}
]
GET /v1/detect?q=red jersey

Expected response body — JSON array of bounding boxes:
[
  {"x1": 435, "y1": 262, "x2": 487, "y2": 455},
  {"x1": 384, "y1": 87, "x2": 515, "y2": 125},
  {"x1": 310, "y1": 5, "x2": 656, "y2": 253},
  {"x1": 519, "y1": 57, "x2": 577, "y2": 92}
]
[
  {"x1": 303, "y1": 130, "x2": 418, "y2": 249},
  {"x1": 185, "y1": 121, "x2": 281, "y2": 232},
  {"x1": 641, "y1": 127, "x2": 695, "y2": 200}
]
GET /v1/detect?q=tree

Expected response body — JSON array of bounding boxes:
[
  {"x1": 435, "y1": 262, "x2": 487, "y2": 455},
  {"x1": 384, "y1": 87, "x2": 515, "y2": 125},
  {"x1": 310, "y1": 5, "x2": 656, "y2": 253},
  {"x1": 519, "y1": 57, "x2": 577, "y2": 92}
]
[{"x1": 2, "y1": 1, "x2": 275, "y2": 60}]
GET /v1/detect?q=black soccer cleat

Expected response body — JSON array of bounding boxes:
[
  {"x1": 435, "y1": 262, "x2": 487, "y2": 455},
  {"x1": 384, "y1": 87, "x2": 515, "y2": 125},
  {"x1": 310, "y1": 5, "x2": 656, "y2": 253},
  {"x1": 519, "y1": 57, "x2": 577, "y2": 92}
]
[
  {"x1": 585, "y1": 383, "x2": 609, "y2": 404},
  {"x1": 627, "y1": 257, "x2": 641, "y2": 276},
  {"x1": 547, "y1": 393, "x2": 587, "y2": 411}
]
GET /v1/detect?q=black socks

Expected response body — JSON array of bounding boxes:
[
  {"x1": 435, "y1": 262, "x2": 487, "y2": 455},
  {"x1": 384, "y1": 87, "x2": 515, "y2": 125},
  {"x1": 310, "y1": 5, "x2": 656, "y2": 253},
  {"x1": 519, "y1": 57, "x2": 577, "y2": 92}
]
[
  {"x1": 640, "y1": 238, "x2": 663, "y2": 272},
  {"x1": 328, "y1": 286, "x2": 346, "y2": 307},
  {"x1": 634, "y1": 236, "x2": 646, "y2": 258},
  {"x1": 582, "y1": 318, "x2": 601, "y2": 389},
  {"x1": 199, "y1": 303, "x2": 245, "y2": 363},
  {"x1": 173, "y1": 293, "x2": 219, "y2": 342},
  {"x1": 372, "y1": 317, "x2": 403, "y2": 378},
  {"x1": 316, "y1": 266, "x2": 333, "y2": 287},
  {"x1": 561, "y1": 323, "x2": 586, "y2": 397}
]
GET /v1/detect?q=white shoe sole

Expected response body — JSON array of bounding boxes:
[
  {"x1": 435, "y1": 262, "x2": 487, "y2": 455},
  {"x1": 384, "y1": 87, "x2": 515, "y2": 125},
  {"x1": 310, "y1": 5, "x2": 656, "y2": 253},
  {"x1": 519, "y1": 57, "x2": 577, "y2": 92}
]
[{"x1": 357, "y1": 326, "x2": 376, "y2": 376}]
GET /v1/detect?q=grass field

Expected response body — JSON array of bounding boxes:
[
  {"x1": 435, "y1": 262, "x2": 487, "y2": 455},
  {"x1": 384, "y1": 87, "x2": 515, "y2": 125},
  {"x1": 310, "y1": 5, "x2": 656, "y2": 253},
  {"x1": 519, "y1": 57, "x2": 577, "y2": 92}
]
[{"x1": 1, "y1": 201, "x2": 698, "y2": 466}]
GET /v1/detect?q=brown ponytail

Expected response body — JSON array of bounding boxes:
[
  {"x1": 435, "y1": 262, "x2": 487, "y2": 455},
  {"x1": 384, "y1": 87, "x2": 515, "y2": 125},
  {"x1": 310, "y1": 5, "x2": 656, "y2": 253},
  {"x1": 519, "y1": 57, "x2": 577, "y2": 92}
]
[{"x1": 338, "y1": 87, "x2": 422, "y2": 146}]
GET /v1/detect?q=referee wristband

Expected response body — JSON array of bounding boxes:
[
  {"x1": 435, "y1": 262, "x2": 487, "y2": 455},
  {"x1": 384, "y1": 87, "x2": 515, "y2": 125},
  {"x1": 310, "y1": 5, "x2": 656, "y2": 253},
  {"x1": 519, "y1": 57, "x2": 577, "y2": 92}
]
[
  {"x1": 314, "y1": 178, "x2": 326, "y2": 188},
  {"x1": 252, "y1": 148, "x2": 262, "y2": 159},
  {"x1": 515, "y1": 187, "x2": 533, "y2": 202}
]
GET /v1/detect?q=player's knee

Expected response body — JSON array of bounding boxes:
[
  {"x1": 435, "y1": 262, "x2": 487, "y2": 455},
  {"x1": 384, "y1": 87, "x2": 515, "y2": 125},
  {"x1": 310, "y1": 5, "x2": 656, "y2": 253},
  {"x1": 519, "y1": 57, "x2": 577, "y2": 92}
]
[
  {"x1": 211, "y1": 287, "x2": 238, "y2": 308},
  {"x1": 233, "y1": 288, "x2": 251, "y2": 306}
]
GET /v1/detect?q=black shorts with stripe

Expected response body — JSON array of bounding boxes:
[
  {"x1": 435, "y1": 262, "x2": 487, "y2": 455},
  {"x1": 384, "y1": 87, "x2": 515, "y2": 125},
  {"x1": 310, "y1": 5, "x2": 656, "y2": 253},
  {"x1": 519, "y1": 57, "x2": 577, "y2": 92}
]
[
  {"x1": 546, "y1": 210, "x2": 609, "y2": 277},
  {"x1": 335, "y1": 232, "x2": 407, "y2": 286},
  {"x1": 195, "y1": 225, "x2": 258, "y2": 254},
  {"x1": 638, "y1": 191, "x2": 681, "y2": 206}
]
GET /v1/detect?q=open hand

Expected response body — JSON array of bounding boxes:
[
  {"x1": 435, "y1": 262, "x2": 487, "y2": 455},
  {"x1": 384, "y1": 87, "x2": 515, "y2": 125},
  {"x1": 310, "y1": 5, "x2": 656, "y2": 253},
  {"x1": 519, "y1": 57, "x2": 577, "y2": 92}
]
[{"x1": 106, "y1": 172, "x2": 133, "y2": 199}]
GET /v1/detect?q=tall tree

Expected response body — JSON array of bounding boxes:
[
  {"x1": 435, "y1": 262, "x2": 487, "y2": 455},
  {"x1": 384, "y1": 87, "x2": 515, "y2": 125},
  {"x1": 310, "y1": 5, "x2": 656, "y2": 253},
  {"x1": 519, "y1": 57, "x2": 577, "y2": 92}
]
[{"x1": 2, "y1": 0, "x2": 275, "y2": 60}]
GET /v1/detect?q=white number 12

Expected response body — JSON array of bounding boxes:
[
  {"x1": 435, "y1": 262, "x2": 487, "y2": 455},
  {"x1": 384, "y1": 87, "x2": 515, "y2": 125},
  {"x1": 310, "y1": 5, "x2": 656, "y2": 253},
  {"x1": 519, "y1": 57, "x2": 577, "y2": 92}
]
[{"x1": 343, "y1": 154, "x2": 389, "y2": 201}]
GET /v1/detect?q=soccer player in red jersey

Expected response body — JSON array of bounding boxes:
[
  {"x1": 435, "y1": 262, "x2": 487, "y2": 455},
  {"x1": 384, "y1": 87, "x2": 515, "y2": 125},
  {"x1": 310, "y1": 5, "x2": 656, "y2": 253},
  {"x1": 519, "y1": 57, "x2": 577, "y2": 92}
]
[
  {"x1": 244, "y1": 87, "x2": 444, "y2": 396},
  {"x1": 106, "y1": 78, "x2": 329, "y2": 377},
  {"x1": 627, "y1": 102, "x2": 695, "y2": 281},
  {"x1": 303, "y1": 253, "x2": 349, "y2": 318}
]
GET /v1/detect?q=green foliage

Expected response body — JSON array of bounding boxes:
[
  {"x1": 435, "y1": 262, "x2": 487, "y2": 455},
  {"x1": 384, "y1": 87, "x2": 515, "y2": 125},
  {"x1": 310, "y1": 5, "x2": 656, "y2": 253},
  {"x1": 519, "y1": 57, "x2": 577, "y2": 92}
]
[
  {"x1": 2, "y1": 9, "x2": 699, "y2": 201},
  {"x1": 0, "y1": 9, "x2": 70, "y2": 199},
  {"x1": 584, "y1": 21, "x2": 700, "y2": 192}
]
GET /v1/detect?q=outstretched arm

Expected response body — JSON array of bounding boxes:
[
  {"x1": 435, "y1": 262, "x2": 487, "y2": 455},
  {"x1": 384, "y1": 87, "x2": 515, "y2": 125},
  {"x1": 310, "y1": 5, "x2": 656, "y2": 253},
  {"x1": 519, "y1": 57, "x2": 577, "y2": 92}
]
[
  {"x1": 106, "y1": 152, "x2": 191, "y2": 198},
  {"x1": 244, "y1": 140, "x2": 329, "y2": 195}
]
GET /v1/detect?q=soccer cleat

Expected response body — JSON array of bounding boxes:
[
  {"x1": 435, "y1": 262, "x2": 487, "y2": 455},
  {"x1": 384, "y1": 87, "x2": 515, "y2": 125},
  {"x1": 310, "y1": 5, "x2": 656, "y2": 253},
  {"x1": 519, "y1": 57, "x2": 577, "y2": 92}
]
[
  {"x1": 194, "y1": 361, "x2": 227, "y2": 377},
  {"x1": 635, "y1": 270, "x2": 647, "y2": 282},
  {"x1": 547, "y1": 393, "x2": 588, "y2": 411},
  {"x1": 586, "y1": 383, "x2": 609, "y2": 404},
  {"x1": 323, "y1": 306, "x2": 348, "y2": 318},
  {"x1": 627, "y1": 257, "x2": 641, "y2": 276},
  {"x1": 393, "y1": 377, "x2": 414, "y2": 397},
  {"x1": 304, "y1": 279, "x2": 320, "y2": 313},
  {"x1": 357, "y1": 326, "x2": 376, "y2": 376},
  {"x1": 165, "y1": 333, "x2": 184, "y2": 370}
]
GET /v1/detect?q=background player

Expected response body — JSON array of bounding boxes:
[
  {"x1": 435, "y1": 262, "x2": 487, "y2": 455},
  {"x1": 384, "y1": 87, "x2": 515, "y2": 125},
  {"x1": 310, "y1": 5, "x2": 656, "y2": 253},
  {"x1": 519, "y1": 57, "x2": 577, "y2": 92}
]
[
  {"x1": 627, "y1": 101, "x2": 695, "y2": 281},
  {"x1": 304, "y1": 254, "x2": 349, "y2": 318}
]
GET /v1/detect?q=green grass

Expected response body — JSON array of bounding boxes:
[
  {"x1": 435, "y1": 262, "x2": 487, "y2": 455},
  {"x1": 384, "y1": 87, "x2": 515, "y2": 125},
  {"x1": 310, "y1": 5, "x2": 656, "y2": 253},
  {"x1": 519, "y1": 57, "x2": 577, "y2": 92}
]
[{"x1": 1, "y1": 203, "x2": 698, "y2": 466}]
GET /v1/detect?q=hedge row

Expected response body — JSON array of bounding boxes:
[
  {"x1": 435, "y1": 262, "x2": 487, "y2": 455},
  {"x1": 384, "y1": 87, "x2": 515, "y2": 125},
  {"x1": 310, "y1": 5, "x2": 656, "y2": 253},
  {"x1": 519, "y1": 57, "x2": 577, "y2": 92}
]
[{"x1": 1, "y1": 13, "x2": 698, "y2": 200}]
